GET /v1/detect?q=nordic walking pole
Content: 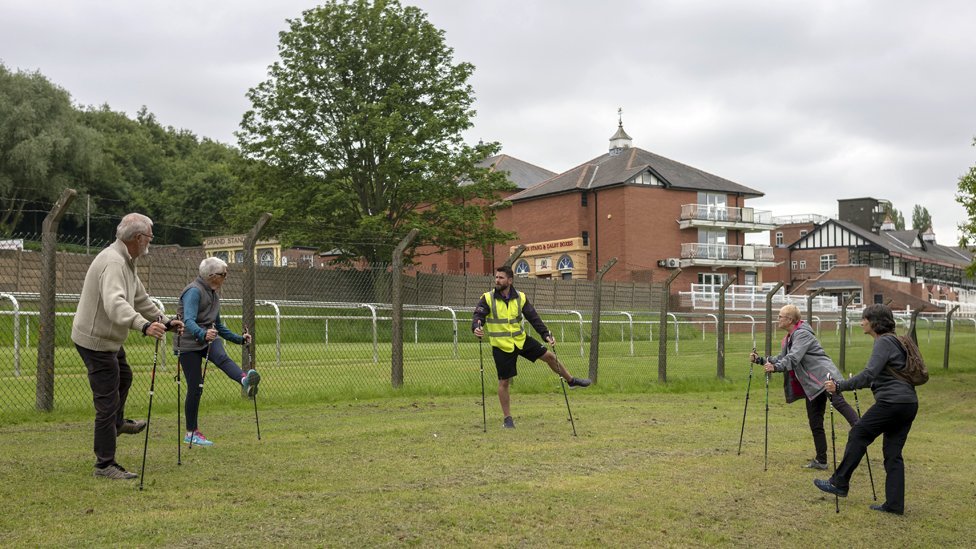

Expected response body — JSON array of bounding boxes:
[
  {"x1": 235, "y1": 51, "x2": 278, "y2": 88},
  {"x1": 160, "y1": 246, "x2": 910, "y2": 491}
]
[
  {"x1": 139, "y1": 316, "x2": 163, "y2": 491},
  {"x1": 764, "y1": 364, "x2": 770, "y2": 471},
  {"x1": 851, "y1": 373, "x2": 877, "y2": 501},
  {"x1": 244, "y1": 327, "x2": 261, "y2": 441},
  {"x1": 174, "y1": 315, "x2": 182, "y2": 466},
  {"x1": 190, "y1": 324, "x2": 215, "y2": 450},
  {"x1": 549, "y1": 343, "x2": 577, "y2": 437},
  {"x1": 738, "y1": 347, "x2": 756, "y2": 455},
  {"x1": 828, "y1": 373, "x2": 839, "y2": 513},
  {"x1": 477, "y1": 321, "x2": 486, "y2": 433}
]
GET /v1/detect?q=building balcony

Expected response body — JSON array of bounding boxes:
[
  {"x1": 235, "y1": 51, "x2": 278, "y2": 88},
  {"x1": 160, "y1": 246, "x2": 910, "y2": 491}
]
[
  {"x1": 678, "y1": 204, "x2": 777, "y2": 232},
  {"x1": 679, "y1": 243, "x2": 777, "y2": 268}
]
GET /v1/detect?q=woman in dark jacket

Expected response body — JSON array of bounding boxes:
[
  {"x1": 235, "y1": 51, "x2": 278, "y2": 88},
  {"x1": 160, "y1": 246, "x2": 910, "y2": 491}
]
[{"x1": 814, "y1": 304, "x2": 919, "y2": 515}]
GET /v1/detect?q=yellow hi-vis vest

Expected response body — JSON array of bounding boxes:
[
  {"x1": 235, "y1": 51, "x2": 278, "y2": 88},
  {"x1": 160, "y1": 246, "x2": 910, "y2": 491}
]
[{"x1": 483, "y1": 290, "x2": 527, "y2": 353}]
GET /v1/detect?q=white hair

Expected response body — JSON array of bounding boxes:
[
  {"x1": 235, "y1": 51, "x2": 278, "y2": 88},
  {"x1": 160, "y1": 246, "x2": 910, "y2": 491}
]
[
  {"x1": 116, "y1": 213, "x2": 153, "y2": 241},
  {"x1": 199, "y1": 256, "x2": 227, "y2": 278}
]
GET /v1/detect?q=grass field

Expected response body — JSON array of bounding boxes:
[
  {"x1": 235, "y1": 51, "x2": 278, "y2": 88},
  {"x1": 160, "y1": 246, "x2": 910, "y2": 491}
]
[{"x1": 1, "y1": 366, "x2": 974, "y2": 547}]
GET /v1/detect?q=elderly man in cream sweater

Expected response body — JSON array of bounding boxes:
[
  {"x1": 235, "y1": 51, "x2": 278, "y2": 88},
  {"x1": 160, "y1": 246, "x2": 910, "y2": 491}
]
[{"x1": 72, "y1": 213, "x2": 183, "y2": 480}]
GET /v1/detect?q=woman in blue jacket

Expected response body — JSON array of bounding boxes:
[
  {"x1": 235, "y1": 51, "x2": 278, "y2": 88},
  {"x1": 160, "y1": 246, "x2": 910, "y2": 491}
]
[{"x1": 175, "y1": 257, "x2": 260, "y2": 446}]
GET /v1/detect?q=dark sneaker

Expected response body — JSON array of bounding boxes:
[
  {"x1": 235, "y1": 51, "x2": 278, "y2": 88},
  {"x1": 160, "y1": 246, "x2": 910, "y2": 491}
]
[
  {"x1": 503, "y1": 416, "x2": 515, "y2": 429},
  {"x1": 814, "y1": 478, "x2": 848, "y2": 497},
  {"x1": 803, "y1": 459, "x2": 828, "y2": 470},
  {"x1": 870, "y1": 504, "x2": 904, "y2": 515},
  {"x1": 568, "y1": 377, "x2": 592, "y2": 388},
  {"x1": 241, "y1": 369, "x2": 261, "y2": 398},
  {"x1": 93, "y1": 464, "x2": 137, "y2": 480},
  {"x1": 117, "y1": 419, "x2": 147, "y2": 435}
]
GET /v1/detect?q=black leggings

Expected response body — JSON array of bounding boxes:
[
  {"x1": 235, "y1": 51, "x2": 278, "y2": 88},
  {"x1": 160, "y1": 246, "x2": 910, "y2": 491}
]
[
  {"x1": 806, "y1": 391, "x2": 859, "y2": 464},
  {"x1": 179, "y1": 340, "x2": 244, "y2": 432}
]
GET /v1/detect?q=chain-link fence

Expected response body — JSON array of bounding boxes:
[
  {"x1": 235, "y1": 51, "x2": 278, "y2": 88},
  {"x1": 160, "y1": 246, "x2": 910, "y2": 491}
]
[{"x1": 2, "y1": 241, "x2": 974, "y2": 418}]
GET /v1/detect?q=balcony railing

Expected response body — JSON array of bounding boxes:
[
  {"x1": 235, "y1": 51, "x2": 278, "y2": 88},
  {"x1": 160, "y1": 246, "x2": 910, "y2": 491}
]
[
  {"x1": 680, "y1": 243, "x2": 775, "y2": 262},
  {"x1": 679, "y1": 204, "x2": 774, "y2": 224},
  {"x1": 681, "y1": 284, "x2": 841, "y2": 312}
]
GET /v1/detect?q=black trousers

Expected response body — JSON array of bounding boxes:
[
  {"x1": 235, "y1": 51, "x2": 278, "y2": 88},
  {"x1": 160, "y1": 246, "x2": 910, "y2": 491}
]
[
  {"x1": 806, "y1": 391, "x2": 860, "y2": 464},
  {"x1": 831, "y1": 400, "x2": 918, "y2": 513},
  {"x1": 76, "y1": 344, "x2": 133, "y2": 469},
  {"x1": 180, "y1": 340, "x2": 244, "y2": 432}
]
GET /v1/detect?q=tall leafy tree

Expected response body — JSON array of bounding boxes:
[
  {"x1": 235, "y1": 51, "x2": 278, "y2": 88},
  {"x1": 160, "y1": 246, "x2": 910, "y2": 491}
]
[
  {"x1": 911, "y1": 204, "x2": 932, "y2": 232},
  {"x1": 237, "y1": 0, "x2": 514, "y2": 262},
  {"x1": 0, "y1": 64, "x2": 100, "y2": 235},
  {"x1": 957, "y1": 137, "x2": 976, "y2": 274},
  {"x1": 883, "y1": 204, "x2": 905, "y2": 230}
]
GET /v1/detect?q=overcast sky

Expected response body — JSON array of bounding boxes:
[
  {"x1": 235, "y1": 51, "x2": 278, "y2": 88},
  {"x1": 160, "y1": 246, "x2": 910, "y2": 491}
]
[{"x1": 3, "y1": 0, "x2": 975, "y2": 246}]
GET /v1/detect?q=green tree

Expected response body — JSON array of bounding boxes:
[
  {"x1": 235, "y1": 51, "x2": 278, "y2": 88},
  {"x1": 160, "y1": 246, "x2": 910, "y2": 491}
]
[
  {"x1": 957, "y1": 137, "x2": 976, "y2": 274},
  {"x1": 884, "y1": 204, "x2": 905, "y2": 230},
  {"x1": 237, "y1": 0, "x2": 514, "y2": 262},
  {"x1": 911, "y1": 204, "x2": 932, "y2": 232},
  {"x1": 0, "y1": 64, "x2": 101, "y2": 235}
]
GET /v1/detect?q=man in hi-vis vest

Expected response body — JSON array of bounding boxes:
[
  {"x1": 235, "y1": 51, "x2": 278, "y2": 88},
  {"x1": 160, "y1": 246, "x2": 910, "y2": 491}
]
[{"x1": 473, "y1": 266, "x2": 591, "y2": 429}]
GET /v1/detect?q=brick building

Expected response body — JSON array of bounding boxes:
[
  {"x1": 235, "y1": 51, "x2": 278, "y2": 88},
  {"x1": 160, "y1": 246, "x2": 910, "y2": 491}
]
[
  {"x1": 480, "y1": 122, "x2": 777, "y2": 293},
  {"x1": 771, "y1": 198, "x2": 976, "y2": 310}
]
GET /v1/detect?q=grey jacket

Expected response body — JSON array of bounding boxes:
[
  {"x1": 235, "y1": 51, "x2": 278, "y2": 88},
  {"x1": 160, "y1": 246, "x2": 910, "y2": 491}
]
[
  {"x1": 766, "y1": 321, "x2": 843, "y2": 402},
  {"x1": 835, "y1": 334, "x2": 918, "y2": 404}
]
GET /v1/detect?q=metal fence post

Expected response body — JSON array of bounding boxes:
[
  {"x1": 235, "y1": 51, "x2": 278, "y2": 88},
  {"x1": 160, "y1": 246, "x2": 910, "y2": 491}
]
[
  {"x1": 908, "y1": 309, "x2": 920, "y2": 343},
  {"x1": 37, "y1": 188, "x2": 77, "y2": 411},
  {"x1": 764, "y1": 282, "x2": 784, "y2": 357},
  {"x1": 716, "y1": 276, "x2": 736, "y2": 380},
  {"x1": 806, "y1": 288, "x2": 825, "y2": 323},
  {"x1": 944, "y1": 305, "x2": 960, "y2": 371},
  {"x1": 838, "y1": 294, "x2": 857, "y2": 372},
  {"x1": 587, "y1": 257, "x2": 617, "y2": 384},
  {"x1": 242, "y1": 213, "x2": 272, "y2": 371},
  {"x1": 657, "y1": 269, "x2": 681, "y2": 383},
  {"x1": 391, "y1": 229, "x2": 419, "y2": 388}
]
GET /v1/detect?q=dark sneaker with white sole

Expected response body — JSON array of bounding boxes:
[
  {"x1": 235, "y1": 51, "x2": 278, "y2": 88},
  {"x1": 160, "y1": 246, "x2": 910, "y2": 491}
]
[
  {"x1": 568, "y1": 377, "x2": 591, "y2": 388},
  {"x1": 814, "y1": 478, "x2": 848, "y2": 497},
  {"x1": 241, "y1": 369, "x2": 261, "y2": 398},
  {"x1": 93, "y1": 464, "x2": 137, "y2": 480},
  {"x1": 803, "y1": 459, "x2": 828, "y2": 470},
  {"x1": 117, "y1": 419, "x2": 147, "y2": 435},
  {"x1": 503, "y1": 416, "x2": 515, "y2": 429}
]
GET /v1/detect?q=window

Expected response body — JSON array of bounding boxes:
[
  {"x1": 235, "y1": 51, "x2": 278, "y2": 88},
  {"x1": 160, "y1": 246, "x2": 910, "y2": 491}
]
[
  {"x1": 699, "y1": 192, "x2": 728, "y2": 221},
  {"x1": 799, "y1": 260, "x2": 806, "y2": 269},
  {"x1": 557, "y1": 255, "x2": 574, "y2": 271},
  {"x1": 698, "y1": 273, "x2": 727, "y2": 287},
  {"x1": 820, "y1": 254, "x2": 837, "y2": 272},
  {"x1": 581, "y1": 231, "x2": 589, "y2": 246},
  {"x1": 581, "y1": 192, "x2": 588, "y2": 207},
  {"x1": 259, "y1": 249, "x2": 275, "y2": 267},
  {"x1": 235, "y1": 250, "x2": 245, "y2": 264},
  {"x1": 214, "y1": 251, "x2": 229, "y2": 262},
  {"x1": 299, "y1": 253, "x2": 314, "y2": 269},
  {"x1": 514, "y1": 260, "x2": 530, "y2": 276},
  {"x1": 627, "y1": 171, "x2": 660, "y2": 185},
  {"x1": 799, "y1": 230, "x2": 808, "y2": 237},
  {"x1": 775, "y1": 232, "x2": 784, "y2": 246},
  {"x1": 791, "y1": 260, "x2": 798, "y2": 269}
]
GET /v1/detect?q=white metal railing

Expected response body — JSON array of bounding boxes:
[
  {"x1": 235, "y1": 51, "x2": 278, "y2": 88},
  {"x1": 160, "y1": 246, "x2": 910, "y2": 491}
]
[
  {"x1": 680, "y1": 243, "x2": 775, "y2": 262},
  {"x1": 681, "y1": 284, "x2": 840, "y2": 312},
  {"x1": 771, "y1": 214, "x2": 830, "y2": 225},
  {"x1": 679, "y1": 204, "x2": 774, "y2": 225}
]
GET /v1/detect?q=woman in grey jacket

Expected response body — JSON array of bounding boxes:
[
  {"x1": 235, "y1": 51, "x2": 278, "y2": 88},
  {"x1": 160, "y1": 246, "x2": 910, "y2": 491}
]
[
  {"x1": 750, "y1": 304, "x2": 859, "y2": 469},
  {"x1": 815, "y1": 304, "x2": 918, "y2": 515}
]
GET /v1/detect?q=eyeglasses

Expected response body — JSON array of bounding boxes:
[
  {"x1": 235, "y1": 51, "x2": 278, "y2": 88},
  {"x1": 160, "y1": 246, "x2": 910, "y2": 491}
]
[
  {"x1": 139, "y1": 233, "x2": 154, "y2": 241},
  {"x1": 214, "y1": 272, "x2": 228, "y2": 278}
]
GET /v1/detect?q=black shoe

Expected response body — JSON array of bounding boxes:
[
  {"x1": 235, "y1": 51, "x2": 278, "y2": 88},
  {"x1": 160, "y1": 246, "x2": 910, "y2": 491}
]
[
  {"x1": 503, "y1": 416, "x2": 515, "y2": 429},
  {"x1": 93, "y1": 464, "x2": 138, "y2": 480},
  {"x1": 568, "y1": 377, "x2": 591, "y2": 388},
  {"x1": 870, "y1": 504, "x2": 904, "y2": 515},
  {"x1": 813, "y1": 478, "x2": 848, "y2": 497},
  {"x1": 117, "y1": 419, "x2": 147, "y2": 435}
]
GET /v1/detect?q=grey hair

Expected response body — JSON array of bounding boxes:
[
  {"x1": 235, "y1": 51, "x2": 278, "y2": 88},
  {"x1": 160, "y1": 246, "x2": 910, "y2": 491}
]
[
  {"x1": 116, "y1": 213, "x2": 153, "y2": 241},
  {"x1": 199, "y1": 257, "x2": 227, "y2": 278}
]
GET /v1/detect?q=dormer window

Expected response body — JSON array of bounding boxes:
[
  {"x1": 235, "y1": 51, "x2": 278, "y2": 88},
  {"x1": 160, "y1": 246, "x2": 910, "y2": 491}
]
[{"x1": 627, "y1": 171, "x2": 660, "y2": 186}]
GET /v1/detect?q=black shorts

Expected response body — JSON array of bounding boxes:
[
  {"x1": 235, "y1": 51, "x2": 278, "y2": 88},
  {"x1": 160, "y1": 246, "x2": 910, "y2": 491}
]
[{"x1": 491, "y1": 336, "x2": 548, "y2": 380}]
